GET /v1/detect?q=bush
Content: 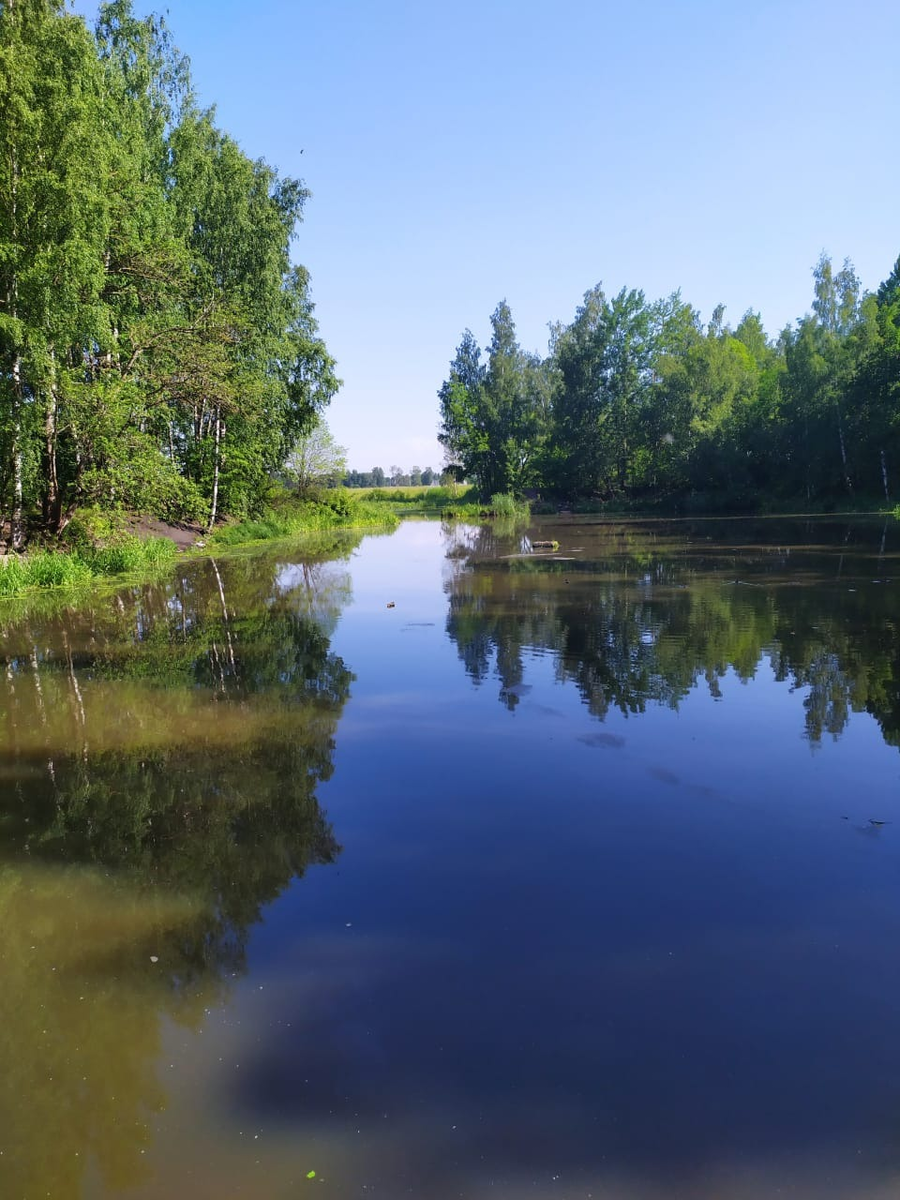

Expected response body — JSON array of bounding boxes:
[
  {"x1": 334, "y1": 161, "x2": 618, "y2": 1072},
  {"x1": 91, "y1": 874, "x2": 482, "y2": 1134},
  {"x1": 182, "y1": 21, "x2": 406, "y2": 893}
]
[{"x1": 320, "y1": 488, "x2": 355, "y2": 518}]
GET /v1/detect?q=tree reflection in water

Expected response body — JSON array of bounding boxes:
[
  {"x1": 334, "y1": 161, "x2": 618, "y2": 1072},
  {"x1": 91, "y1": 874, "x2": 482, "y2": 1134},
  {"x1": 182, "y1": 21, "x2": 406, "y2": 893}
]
[
  {"x1": 0, "y1": 536, "x2": 357, "y2": 1197},
  {"x1": 442, "y1": 517, "x2": 900, "y2": 746}
]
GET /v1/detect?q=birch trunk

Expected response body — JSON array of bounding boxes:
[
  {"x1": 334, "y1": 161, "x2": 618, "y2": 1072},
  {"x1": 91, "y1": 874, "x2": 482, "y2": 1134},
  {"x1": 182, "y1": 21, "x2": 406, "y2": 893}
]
[
  {"x1": 44, "y1": 361, "x2": 61, "y2": 530},
  {"x1": 207, "y1": 408, "x2": 222, "y2": 531},
  {"x1": 11, "y1": 354, "x2": 24, "y2": 550}
]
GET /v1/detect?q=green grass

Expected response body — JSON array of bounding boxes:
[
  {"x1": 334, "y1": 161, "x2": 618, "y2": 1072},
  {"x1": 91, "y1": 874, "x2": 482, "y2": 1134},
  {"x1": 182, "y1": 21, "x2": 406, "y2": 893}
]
[
  {"x1": 355, "y1": 485, "x2": 532, "y2": 523},
  {"x1": 208, "y1": 490, "x2": 399, "y2": 548},
  {"x1": 440, "y1": 492, "x2": 531, "y2": 521},
  {"x1": 0, "y1": 489, "x2": 399, "y2": 601},
  {"x1": 356, "y1": 484, "x2": 476, "y2": 513},
  {"x1": 0, "y1": 536, "x2": 177, "y2": 600}
]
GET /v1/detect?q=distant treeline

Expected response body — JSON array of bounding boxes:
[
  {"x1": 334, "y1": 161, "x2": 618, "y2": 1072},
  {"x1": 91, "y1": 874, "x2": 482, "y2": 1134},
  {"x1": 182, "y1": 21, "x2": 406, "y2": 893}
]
[
  {"x1": 438, "y1": 253, "x2": 900, "y2": 508},
  {"x1": 0, "y1": 0, "x2": 338, "y2": 548},
  {"x1": 343, "y1": 466, "x2": 448, "y2": 488}
]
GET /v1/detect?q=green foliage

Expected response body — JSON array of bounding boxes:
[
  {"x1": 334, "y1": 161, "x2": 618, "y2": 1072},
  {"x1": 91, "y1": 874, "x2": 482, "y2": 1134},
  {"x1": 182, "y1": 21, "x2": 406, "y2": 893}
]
[
  {"x1": 551, "y1": 284, "x2": 656, "y2": 497},
  {"x1": 88, "y1": 535, "x2": 175, "y2": 575},
  {"x1": 440, "y1": 492, "x2": 530, "y2": 521},
  {"x1": 285, "y1": 418, "x2": 347, "y2": 495},
  {"x1": 438, "y1": 250, "x2": 900, "y2": 512},
  {"x1": 0, "y1": 533, "x2": 176, "y2": 598},
  {"x1": 62, "y1": 504, "x2": 128, "y2": 549},
  {"x1": 438, "y1": 304, "x2": 547, "y2": 498},
  {"x1": 0, "y1": 555, "x2": 28, "y2": 597},
  {"x1": 359, "y1": 485, "x2": 476, "y2": 513},
  {"x1": 208, "y1": 492, "x2": 398, "y2": 548},
  {"x1": 0, "y1": 0, "x2": 338, "y2": 543},
  {"x1": 489, "y1": 491, "x2": 528, "y2": 518}
]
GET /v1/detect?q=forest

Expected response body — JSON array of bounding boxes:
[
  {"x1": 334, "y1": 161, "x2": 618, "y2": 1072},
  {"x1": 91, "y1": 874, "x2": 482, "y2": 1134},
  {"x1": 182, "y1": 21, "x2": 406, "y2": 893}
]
[
  {"x1": 5, "y1": 1, "x2": 900, "y2": 563},
  {"x1": 438, "y1": 254, "x2": 900, "y2": 510},
  {"x1": 0, "y1": 0, "x2": 338, "y2": 549}
]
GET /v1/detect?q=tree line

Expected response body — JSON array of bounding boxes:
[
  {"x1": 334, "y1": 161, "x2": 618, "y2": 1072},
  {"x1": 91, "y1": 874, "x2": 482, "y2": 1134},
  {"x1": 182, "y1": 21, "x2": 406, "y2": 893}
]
[
  {"x1": 343, "y1": 465, "x2": 444, "y2": 489},
  {"x1": 438, "y1": 253, "x2": 900, "y2": 508},
  {"x1": 0, "y1": 0, "x2": 338, "y2": 549}
]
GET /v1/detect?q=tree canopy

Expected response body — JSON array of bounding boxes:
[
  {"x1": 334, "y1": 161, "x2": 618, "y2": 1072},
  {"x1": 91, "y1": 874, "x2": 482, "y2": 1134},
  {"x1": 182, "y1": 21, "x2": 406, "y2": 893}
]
[
  {"x1": 0, "y1": 0, "x2": 338, "y2": 546},
  {"x1": 438, "y1": 253, "x2": 900, "y2": 509}
]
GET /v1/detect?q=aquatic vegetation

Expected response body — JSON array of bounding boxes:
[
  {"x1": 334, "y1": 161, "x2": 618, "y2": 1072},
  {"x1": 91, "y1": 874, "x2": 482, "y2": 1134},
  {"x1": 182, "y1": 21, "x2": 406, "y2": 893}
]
[{"x1": 0, "y1": 537, "x2": 176, "y2": 598}]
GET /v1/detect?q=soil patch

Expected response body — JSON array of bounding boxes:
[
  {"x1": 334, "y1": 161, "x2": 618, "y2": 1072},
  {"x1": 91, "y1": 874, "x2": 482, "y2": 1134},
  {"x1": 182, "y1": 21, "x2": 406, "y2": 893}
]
[{"x1": 127, "y1": 515, "x2": 205, "y2": 551}]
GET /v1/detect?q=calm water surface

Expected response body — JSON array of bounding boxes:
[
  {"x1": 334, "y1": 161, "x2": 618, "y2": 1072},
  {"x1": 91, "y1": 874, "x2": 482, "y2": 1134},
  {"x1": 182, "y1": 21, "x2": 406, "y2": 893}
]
[{"x1": 2, "y1": 515, "x2": 900, "y2": 1199}]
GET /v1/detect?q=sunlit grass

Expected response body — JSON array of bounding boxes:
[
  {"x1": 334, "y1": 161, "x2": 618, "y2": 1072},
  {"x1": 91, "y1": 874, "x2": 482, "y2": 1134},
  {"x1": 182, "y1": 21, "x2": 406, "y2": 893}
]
[
  {"x1": 358, "y1": 484, "x2": 475, "y2": 512},
  {"x1": 209, "y1": 492, "x2": 399, "y2": 547},
  {"x1": 439, "y1": 492, "x2": 531, "y2": 521},
  {"x1": 0, "y1": 537, "x2": 177, "y2": 599}
]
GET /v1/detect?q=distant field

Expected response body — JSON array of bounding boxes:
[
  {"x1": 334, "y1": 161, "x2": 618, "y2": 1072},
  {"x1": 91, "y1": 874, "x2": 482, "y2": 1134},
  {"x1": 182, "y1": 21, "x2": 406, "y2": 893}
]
[{"x1": 349, "y1": 485, "x2": 476, "y2": 509}]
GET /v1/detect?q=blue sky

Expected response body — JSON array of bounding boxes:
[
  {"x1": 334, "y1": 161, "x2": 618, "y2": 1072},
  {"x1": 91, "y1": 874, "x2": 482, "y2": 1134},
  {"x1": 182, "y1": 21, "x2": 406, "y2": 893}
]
[{"x1": 76, "y1": 0, "x2": 900, "y2": 471}]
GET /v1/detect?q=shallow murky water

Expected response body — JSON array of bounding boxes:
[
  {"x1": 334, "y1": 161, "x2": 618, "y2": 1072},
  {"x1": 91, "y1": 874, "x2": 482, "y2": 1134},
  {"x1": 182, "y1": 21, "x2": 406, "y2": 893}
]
[{"x1": 3, "y1": 515, "x2": 900, "y2": 1199}]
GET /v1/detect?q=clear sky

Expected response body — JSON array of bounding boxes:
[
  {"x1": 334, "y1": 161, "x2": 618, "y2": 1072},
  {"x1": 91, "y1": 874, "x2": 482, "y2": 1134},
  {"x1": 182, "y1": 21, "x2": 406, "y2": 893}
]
[{"x1": 75, "y1": 0, "x2": 900, "y2": 472}]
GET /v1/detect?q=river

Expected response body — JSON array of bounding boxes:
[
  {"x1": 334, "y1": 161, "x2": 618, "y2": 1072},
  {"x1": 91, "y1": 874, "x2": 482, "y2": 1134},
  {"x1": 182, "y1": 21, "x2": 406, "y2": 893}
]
[{"x1": 2, "y1": 514, "x2": 900, "y2": 1199}]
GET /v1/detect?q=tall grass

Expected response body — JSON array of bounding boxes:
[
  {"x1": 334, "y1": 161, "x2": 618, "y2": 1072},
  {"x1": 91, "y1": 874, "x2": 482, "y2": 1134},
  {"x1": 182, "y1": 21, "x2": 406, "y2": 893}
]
[
  {"x1": 0, "y1": 536, "x2": 176, "y2": 599},
  {"x1": 209, "y1": 492, "x2": 399, "y2": 547},
  {"x1": 359, "y1": 484, "x2": 475, "y2": 513},
  {"x1": 439, "y1": 491, "x2": 530, "y2": 521}
]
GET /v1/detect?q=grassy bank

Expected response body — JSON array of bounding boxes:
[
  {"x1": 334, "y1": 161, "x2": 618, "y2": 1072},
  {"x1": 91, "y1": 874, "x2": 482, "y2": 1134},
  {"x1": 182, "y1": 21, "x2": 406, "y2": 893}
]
[
  {"x1": 355, "y1": 485, "x2": 532, "y2": 522},
  {"x1": 0, "y1": 491, "x2": 399, "y2": 600},
  {"x1": 208, "y1": 490, "x2": 399, "y2": 547},
  {"x1": 353, "y1": 484, "x2": 475, "y2": 515},
  {"x1": 0, "y1": 536, "x2": 177, "y2": 599},
  {"x1": 439, "y1": 492, "x2": 531, "y2": 521}
]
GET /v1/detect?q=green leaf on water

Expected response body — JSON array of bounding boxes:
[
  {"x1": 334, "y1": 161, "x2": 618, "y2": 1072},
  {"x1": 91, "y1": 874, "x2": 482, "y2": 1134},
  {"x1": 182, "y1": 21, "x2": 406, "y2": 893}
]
[{"x1": 306, "y1": 1170, "x2": 316, "y2": 1179}]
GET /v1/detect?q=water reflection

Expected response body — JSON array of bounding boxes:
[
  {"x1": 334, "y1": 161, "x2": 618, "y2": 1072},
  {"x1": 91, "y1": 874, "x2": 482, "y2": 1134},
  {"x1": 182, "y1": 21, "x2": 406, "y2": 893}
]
[
  {"x1": 4, "y1": 517, "x2": 900, "y2": 1199},
  {"x1": 0, "y1": 536, "x2": 358, "y2": 1198},
  {"x1": 443, "y1": 517, "x2": 900, "y2": 746}
]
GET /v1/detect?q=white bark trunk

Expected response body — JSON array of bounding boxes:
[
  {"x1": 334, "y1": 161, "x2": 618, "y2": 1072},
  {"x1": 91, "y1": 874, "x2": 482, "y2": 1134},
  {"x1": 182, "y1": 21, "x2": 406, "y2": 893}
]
[{"x1": 207, "y1": 408, "x2": 222, "y2": 531}]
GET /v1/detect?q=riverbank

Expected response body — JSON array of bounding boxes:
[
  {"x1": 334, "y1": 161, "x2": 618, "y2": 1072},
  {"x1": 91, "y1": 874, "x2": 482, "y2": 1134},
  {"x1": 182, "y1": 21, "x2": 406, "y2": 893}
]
[
  {"x1": 206, "y1": 492, "x2": 399, "y2": 548},
  {"x1": 355, "y1": 485, "x2": 531, "y2": 522},
  {"x1": 5, "y1": 485, "x2": 893, "y2": 603},
  {"x1": 0, "y1": 492, "x2": 399, "y2": 601}
]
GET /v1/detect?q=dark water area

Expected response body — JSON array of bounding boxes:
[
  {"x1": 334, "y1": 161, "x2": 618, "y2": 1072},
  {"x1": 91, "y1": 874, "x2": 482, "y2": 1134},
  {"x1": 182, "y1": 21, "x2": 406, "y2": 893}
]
[{"x1": 2, "y1": 514, "x2": 900, "y2": 1199}]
